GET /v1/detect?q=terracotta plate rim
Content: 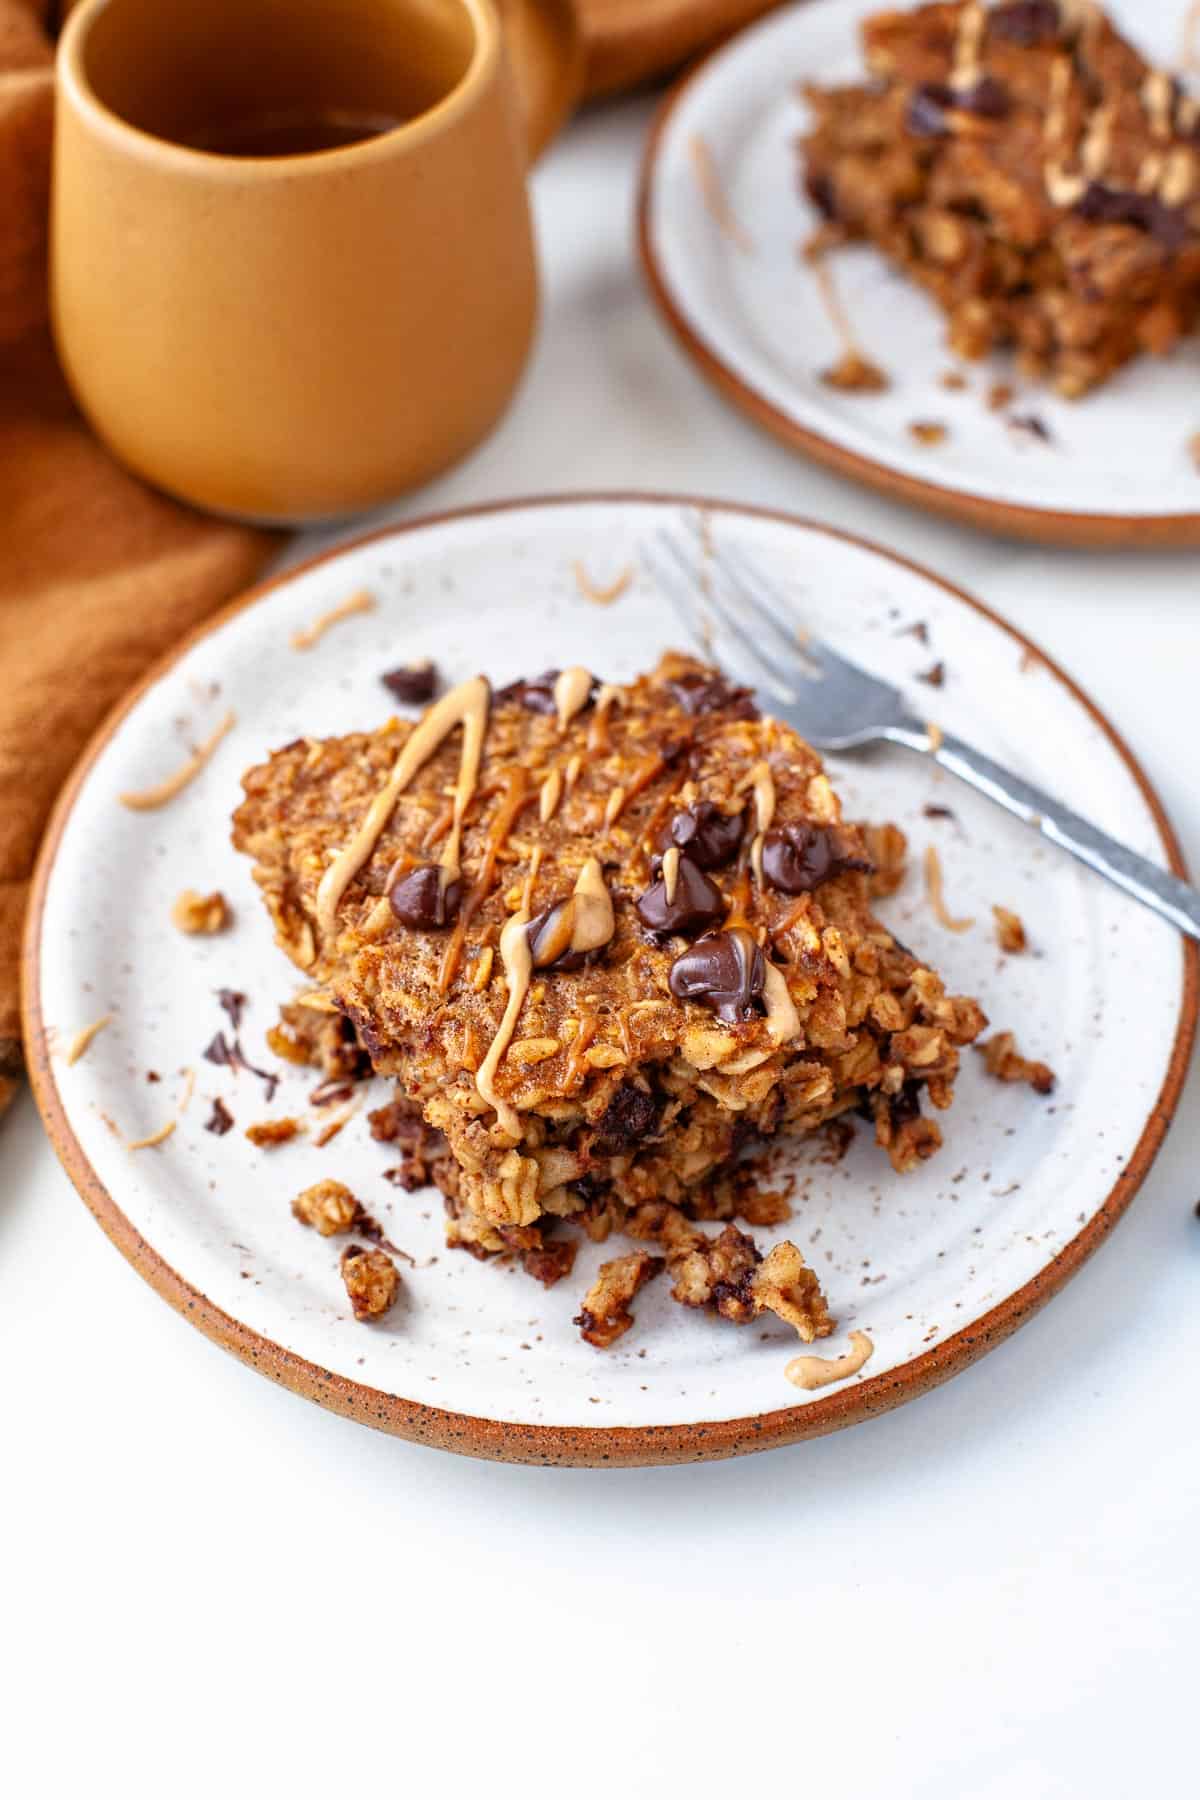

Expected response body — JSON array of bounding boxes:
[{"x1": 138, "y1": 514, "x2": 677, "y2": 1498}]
[
  {"x1": 635, "y1": 32, "x2": 1200, "y2": 551},
  {"x1": 21, "y1": 492, "x2": 1199, "y2": 1466}
]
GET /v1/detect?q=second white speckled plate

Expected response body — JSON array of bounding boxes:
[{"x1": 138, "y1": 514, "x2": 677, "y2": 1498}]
[
  {"x1": 23, "y1": 496, "x2": 1196, "y2": 1464},
  {"x1": 638, "y1": 0, "x2": 1200, "y2": 547}
]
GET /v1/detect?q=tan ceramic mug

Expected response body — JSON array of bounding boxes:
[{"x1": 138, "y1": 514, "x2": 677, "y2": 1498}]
[{"x1": 52, "y1": 0, "x2": 566, "y2": 522}]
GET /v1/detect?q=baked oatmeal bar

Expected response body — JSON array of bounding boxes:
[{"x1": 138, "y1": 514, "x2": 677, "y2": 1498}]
[
  {"x1": 233, "y1": 654, "x2": 985, "y2": 1344},
  {"x1": 800, "y1": 1, "x2": 1200, "y2": 395}
]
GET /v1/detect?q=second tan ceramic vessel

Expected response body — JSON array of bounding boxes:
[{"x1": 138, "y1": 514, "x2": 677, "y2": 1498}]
[{"x1": 53, "y1": 0, "x2": 551, "y2": 522}]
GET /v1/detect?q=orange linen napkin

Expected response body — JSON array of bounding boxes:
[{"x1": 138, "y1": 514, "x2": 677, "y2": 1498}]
[{"x1": 0, "y1": 0, "x2": 278, "y2": 1118}]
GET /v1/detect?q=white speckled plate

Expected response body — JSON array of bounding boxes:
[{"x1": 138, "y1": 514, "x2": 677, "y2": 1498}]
[
  {"x1": 638, "y1": 0, "x2": 1200, "y2": 547},
  {"x1": 24, "y1": 496, "x2": 1196, "y2": 1464}
]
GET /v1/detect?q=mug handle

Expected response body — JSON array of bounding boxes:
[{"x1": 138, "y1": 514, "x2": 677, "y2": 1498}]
[{"x1": 496, "y1": 0, "x2": 585, "y2": 160}]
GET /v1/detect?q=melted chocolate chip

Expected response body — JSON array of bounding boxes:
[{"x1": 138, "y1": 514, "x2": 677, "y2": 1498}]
[
  {"x1": 636, "y1": 855, "x2": 725, "y2": 936},
  {"x1": 989, "y1": 0, "x2": 1061, "y2": 47},
  {"x1": 906, "y1": 76, "x2": 1009, "y2": 137},
  {"x1": 668, "y1": 928, "x2": 765, "y2": 1023},
  {"x1": 526, "y1": 900, "x2": 599, "y2": 972},
  {"x1": 1074, "y1": 181, "x2": 1190, "y2": 252},
  {"x1": 203, "y1": 1030, "x2": 278, "y2": 1100},
  {"x1": 204, "y1": 1097, "x2": 235, "y2": 1136},
  {"x1": 593, "y1": 1086, "x2": 662, "y2": 1154},
  {"x1": 664, "y1": 671, "x2": 759, "y2": 720},
  {"x1": 381, "y1": 660, "x2": 438, "y2": 704},
  {"x1": 389, "y1": 865, "x2": 462, "y2": 928},
  {"x1": 658, "y1": 801, "x2": 746, "y2": 870},
  {"x1": 762, "y1": 824, "x2": 872, "y2": 894}
]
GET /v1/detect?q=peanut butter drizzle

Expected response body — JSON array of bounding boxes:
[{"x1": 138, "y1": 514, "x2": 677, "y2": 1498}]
[
  {"x1": 573, "y1": 561, "x2": 633, "y2": 606},
  {"x1": 661, "y1": 846, "x2": 682, "y2": 905},
  {"x1": 475, "y1": 856, "x2": 614, "y2": 1134},
  {"x1": 475, "y1": 852, "x2": 543, "y2": 1139},
  {"x1": 438, "y1": 766, "x2": 529, "y2": 994},
  {"x1": 316, "y1": 676, "x2": 490, "y2": 940},
  {"x1": 553, "y1": 667, "x2": 594, "y2": 733},
  {"x1": 290, "y1": 587, "x2": 375, "y2": 652},
  {"x1": 743, "y1": 760, "x2": 776, "y2": 887},
  {"x1": 539, "y1": 767, "x2": 564, "y2": 824},
  {"x1": 119, "y1": 711, "x2": 236, "y2": 811},
  {"x1": 786, "y1": 1330, "x2": 874, "y2": 1391},
  {"x1": 688, "y1": 133, "x2": 755, "y2": 253},
  {"x1": 65, "y1": 1012, "x2": 112, "y2": 1066},
  {"x1": 586, "y1": 683, "x2": 623, "y2": 754}
]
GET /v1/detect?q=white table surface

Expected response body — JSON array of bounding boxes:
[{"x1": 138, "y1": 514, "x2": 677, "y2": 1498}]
[{"x1": 5, "y1": 98, "x2": 1198, "y2": 1797}]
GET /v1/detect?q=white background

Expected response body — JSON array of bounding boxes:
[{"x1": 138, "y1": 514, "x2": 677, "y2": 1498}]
[{"x1": 4, "y1": 98, "x2": 1198, "y2": 1797}]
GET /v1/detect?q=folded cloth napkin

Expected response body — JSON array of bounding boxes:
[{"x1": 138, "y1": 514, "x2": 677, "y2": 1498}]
[{"x1": 0, "y1": 0, "x2": 278, "y2": 1118}]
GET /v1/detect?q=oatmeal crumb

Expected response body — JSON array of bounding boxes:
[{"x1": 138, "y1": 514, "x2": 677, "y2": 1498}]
[
  {"x1": 940, "y1": 369, "x2": 968, "y2": 391},
  {"x1": 341, "y1": 1244, "x2": 401, "y2": 1321},
  {"x1": 993, "y1": 905, "x2": 1027, "y2": 953},
  {"x1": 821, "y1": 349, "x2": 890, "y2": 392},
  {"x1": 574, "y1": 1252, "x2": 665, "y2": 1349},
  {"x1": 909, "y1": 421, "x2": 948, "y2": 446},
  {"x1": 293, "y1": 1178, "x2": 359, "y2": 1236},
  {"x1": 1189, "y1": 432, "x2": 1200, "y2": 472},
  {"x1": 924, "y1": 845, "x2": 974, "y2": 932},
  {"x1": 917, "y1": 661, "x2": 946, "y2": 688},
  {"x1": 988, "y1": 382, "x2": 1015, "y2": 412},
  {"x1": 977, "y1": 1031, "x2": 1056, "y2": 1094},
  {"x1": 171, "y1": 889, "x2": 232, "y2": 934},
  {"x1": 246, "y1": 1116, "x2": 303, "y2": 1147}
]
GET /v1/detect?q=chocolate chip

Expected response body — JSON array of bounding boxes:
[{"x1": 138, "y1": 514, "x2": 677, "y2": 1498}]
[
  {"x1": 204, "y1": 1097, "x2": 235, "y2": 1136},
  {"x1": 989, "y1": 0, "x2": 1061, "y2": 47},
  {"x1": 762, "y1": 824, "x2": 872, "y2": 894},
  {"x1": 593, "y1": 1086, "x2": 662, "y2": 1154},
  {"x1": 906, "y1": 82, "x2": 954, "y2": 136},
  {"x1": 389, "y1": 865, "x2": 462, "y2": 928},
  {"x1": 668, "y1": 928, "x2": 765, "y2": 1023},
  {"x1": 1008, "y1": 413, "x2": 1052, "y2": 443},
  {"x1": 658, "y1": 801, "x2": 746, "y2": 870},
  {"x1": 889, "y1": 1081, "x2": 924, "y2": 1128},
  {"x1": 203, "y1": 1031, "x2": 235, "y2": 1069},
  {"x1": 906, "y1": 76, "x2": 1008, "y2": 137},
  {"x1": 636, "y1": 855, "x2": 725, "y2": 936},
  {"x1": 664, "y1": 670, "x2": 759, "y2": 720},
  {"x1": 1075, "y1": 181, "x2": 1190, "y2": 252},
  {"x1": 526, "y1": 900, "x2": 600, "y2": 972},
  {"x1": 805, "y1": 169, "x2": 838, "y2": 220},
  {"x1": 381, "y1": 660, "x2": 438, "y2": 704},
  {"x1": 217, "y1": 988, "x2": 246, "y2": 1031}
]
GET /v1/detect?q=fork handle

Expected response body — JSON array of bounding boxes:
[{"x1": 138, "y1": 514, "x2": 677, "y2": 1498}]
[{"x1": 885, "y1": 720, "x2": 1200, "y2": 943}]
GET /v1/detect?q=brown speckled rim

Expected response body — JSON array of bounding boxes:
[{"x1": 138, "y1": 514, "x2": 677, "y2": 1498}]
[
  {"x1": 21, "y1": 493, "x2": 1198, "y2": 1466},
  {"x1": 636, "y1": 52, "x2": 1200, "y2": 551}
]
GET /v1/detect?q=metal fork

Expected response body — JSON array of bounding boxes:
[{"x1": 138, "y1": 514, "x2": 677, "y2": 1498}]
[{"x1": 642, "y1": 528, "x2": 1200, "y2": 943}]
